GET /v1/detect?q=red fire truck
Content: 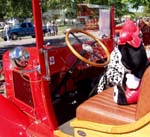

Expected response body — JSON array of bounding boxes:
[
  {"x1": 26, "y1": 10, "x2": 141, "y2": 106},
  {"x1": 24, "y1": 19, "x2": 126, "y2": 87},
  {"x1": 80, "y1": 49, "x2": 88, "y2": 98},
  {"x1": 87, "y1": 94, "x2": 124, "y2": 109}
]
[
  {"x1": 77, "y1": 4, "x2": 99, "y2": 30},
  {"x1": 0, "y1": 0, "x2": 150, "y2": 137}
]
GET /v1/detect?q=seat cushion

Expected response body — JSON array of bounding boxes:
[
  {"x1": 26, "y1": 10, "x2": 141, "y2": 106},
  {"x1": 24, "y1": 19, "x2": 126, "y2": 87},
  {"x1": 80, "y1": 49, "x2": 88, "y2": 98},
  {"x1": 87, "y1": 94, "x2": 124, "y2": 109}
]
[{"x1": 77, "y1": 87, "x2": 136, "y2": 125}]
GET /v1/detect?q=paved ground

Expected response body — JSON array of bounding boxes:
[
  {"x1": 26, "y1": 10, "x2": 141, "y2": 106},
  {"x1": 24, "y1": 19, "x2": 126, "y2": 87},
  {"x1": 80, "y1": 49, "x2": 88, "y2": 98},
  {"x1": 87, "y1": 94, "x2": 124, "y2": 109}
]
[
  {"x1": 0, "y1": 30, "x2": 100, "y2": 60},
  {"x1": 0, "y1": 30, "x2": 100, "y2": 48},
  {"x1": 0, "y1": 35, "x2": 62, "y2": 48}
]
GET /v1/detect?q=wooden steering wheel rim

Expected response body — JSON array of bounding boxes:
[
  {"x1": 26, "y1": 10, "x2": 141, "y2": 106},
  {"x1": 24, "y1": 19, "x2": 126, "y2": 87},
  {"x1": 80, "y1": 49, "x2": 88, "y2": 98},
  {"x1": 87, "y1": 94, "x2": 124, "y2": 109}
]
[
  {"x1": 143, "y1": 17, "x2": 150, "y2": 27},
  {"x1": 65, "y1": 29, "x2": 110, "y2": 67}
]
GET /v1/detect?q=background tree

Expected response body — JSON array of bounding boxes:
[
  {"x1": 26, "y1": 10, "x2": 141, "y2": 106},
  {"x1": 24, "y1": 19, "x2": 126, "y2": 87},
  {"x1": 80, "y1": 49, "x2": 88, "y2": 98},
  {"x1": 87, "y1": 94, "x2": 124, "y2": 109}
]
[
  {"x1": 0, "y1": 0, "x2": 8, "y2": 18},
  {"x1": 0, "y1": 0, "x2": 148, "y2": 21},
  {"x1": 122, "y1": 0, "x2": 150, "y2": 17},
  {"x1": 142, "y1": 6, "x2": 150, "y2": 16},
  {"x1": 122, "y1": 0, "x2": 150, "y2": 9},
  {"x1": 0, "y1": 0, "x2": 32, "y2": 19},
  {"x1": 108, "y1": 0, "x2": 130, "y2": 21}
]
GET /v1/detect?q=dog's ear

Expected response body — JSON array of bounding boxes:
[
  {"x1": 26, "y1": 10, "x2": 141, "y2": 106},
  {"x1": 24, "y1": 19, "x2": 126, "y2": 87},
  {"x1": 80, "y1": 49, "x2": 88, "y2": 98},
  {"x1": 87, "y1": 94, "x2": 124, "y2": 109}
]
[
  {"x1": 119, "y1": 43, "x2": 149, "y2": 77},
  {"x1": 118, "y1": 44, "x2": 136, "y2": 70},
  {"x1": 114, "y1": 85, "x2": 128, "y2": 105}
]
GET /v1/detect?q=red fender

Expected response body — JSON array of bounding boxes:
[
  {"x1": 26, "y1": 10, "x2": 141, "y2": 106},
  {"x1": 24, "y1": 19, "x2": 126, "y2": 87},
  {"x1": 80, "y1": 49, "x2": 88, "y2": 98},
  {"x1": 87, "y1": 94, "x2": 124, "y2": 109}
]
[{"x1": 0, "y1": 95, "x2": 30, "y2": 137}]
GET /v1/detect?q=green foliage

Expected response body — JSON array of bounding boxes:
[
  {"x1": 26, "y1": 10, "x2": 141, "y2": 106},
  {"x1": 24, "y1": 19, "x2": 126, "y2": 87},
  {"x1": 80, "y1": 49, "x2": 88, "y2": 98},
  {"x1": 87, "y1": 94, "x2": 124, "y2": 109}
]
[
  {"x1": 122, "y1": 0, "x2": 150, "y2": 17},
  {"x1": 122, "y1": 0, "x2": 150, "y2": 9},
  {"x1": 0, "y1": 0, "x2": 149, "y2": 21},
  {"x1": 108, "y1": 0, "x2": 130, "y2": 18},
  {"x1": 0, "y1": 0, "x2": 32, "y2": 19},
  {"x1": 0, "y1": 0, "x2": 8, "y2": 18},
  {"x1": 142, "y1": 6, "x2": 150, "y2": 17}
]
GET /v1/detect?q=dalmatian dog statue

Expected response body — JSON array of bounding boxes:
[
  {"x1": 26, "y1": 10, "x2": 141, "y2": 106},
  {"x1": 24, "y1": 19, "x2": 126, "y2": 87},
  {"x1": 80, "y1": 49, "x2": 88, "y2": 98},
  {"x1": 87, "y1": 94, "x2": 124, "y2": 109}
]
[
  {"x1": 97, "y1": 46, "x2": 127, "y2": 93},
  {"x1": 97, "y1": 19, "x2": 149, "y2": 105},
  {"x1": 114, "y1": 20, "x2": 149, "y2": 105}
]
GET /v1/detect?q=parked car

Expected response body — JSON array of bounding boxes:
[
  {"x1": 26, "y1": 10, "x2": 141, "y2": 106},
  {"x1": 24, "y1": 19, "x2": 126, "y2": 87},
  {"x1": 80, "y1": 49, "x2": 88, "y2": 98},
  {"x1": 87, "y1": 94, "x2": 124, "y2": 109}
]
[{"x1": 1, "y1": 22, "x2": 46, "y2": 41}]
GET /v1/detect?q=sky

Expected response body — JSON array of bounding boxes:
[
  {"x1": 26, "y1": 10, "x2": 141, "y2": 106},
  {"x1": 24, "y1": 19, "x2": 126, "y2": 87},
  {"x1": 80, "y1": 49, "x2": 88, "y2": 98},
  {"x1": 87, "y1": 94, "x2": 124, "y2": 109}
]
[{"x1": 129, "y1": 6, "x2": 143, "y2": 12}]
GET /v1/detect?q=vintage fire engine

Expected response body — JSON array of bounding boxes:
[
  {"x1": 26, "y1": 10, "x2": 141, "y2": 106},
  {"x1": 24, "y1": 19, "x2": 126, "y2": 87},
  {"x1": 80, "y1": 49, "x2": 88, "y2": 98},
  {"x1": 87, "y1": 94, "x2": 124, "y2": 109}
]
[
  {"x1": 0, "y1": 0, "x2": 150, "y2": 137},
  {"x1": 77, "y1": 4, "x2": 99, "y2": 30}
]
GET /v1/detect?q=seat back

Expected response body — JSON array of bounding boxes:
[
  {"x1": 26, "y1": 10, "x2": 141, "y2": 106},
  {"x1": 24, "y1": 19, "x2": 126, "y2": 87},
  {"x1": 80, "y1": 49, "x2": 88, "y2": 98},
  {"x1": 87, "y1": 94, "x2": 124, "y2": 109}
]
[{"x1": 136, "y1": 66, "x2": 150, "y2": 120}]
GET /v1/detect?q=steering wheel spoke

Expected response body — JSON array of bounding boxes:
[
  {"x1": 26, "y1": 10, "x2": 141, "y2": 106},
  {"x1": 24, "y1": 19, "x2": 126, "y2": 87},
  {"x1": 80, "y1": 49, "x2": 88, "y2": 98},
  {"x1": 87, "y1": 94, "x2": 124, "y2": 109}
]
[
  {"x1": 91, "y1": 52, "x2": 106, "y2": 63},
  {"x1": 65, "y1": 29, "x2": 110, "y2": 67},
  {"x1": 70, "y1": 31, "x2": 84, "y2": 44}
]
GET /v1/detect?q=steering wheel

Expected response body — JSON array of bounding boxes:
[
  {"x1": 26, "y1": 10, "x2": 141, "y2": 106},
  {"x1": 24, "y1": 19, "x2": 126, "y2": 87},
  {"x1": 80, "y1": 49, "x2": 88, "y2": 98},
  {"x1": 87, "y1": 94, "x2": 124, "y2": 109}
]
[
  {"x1": 65, "y1": 29, "x2": 110, "y2": 67},
  {"x1": 143, "y1": 17, "x2": 150, "y2": 27}
]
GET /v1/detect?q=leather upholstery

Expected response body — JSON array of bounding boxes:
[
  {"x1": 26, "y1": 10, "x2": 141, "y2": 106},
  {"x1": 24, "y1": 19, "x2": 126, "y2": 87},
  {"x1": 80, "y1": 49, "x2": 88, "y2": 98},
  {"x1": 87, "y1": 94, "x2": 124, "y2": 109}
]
[{"x1": 77, "y1": 67, "x2": 150, "y2": 125}]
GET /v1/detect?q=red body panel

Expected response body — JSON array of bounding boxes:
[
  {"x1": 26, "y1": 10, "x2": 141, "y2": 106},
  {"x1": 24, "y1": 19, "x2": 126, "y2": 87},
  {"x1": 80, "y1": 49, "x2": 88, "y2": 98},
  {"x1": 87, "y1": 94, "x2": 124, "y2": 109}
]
[
  {"x1": 3, "y1": 48, "x2": 56, "y2": 133},
  {"x1": 0, "y1": 0, "x2": 116, "y2": 136},
  {"x1": 32, "y1": 0, "x2": 58, "y2": 130},
  {"x1": 0, "y1": 95, "x2": 30, "y2": 137}
]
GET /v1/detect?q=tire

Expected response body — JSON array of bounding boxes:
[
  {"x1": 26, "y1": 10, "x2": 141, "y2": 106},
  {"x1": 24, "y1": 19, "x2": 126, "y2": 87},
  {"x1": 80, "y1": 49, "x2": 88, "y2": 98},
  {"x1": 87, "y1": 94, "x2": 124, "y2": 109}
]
[
  {"x1": 32, "y1": 35, "x2": 35, "y2": 38},
  {"x1": 11, "y1": 33, "x2": 18, "y2": 40},
  {"x1": 3, "y1": 37, "x2": 7, "y2": 41}
]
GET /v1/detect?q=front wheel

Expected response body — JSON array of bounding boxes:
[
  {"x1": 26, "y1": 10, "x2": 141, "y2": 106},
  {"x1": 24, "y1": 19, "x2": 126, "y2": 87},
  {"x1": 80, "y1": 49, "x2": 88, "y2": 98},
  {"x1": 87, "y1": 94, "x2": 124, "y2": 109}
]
[
  {"x1": 11, "y1": 33, "x2": 18, "y2": 40},
  {"x1": 32, "y1": 35, "x2": 35, "y2": 38},
  {"x1": 3, "y1": 37, "x2": 7, "y2": 41}
]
